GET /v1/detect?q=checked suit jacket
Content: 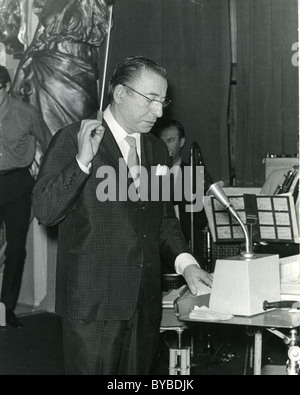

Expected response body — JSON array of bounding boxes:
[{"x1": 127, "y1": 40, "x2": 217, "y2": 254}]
[{"x1": 32, "y1": 120, "x2": 190, "y2": 322}]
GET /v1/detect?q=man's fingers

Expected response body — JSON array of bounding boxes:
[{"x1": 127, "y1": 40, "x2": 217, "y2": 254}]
[
  {"x1": 93, "y1": 128, "x2": 105, "y2": 143},
  {"x1": 79, "y1": 120, "x2": 103, "y2": 138},
  {"x1": 188, "y1": 283, "x2": 198, "y2": 296},
  {"x1": 204, "y1": 275, "x2": 213, "y2": 287},
  {"x1": 185, "y1": 278, "x2": 198, "y2": 296}
]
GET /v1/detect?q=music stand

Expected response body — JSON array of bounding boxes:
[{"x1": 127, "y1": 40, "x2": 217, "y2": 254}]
[{"x1": 204, "y1": 193, "x2": 299, "y2": 246}]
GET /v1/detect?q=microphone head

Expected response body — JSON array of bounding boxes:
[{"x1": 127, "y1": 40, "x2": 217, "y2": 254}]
[{"x1": 206, "y1": 181, "x2": 231, "y2": 208}]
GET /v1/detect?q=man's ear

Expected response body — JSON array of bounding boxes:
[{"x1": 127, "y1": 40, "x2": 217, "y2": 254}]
[
  {"x1": 113, "y1": 84, "x2": 125, "y2": 104},
  {"x1": 5, "y1": 81, "x2": 11, "y2": 94},
  {"x1": 180, "y1": 137, "x2": 186, "y2": 149}
]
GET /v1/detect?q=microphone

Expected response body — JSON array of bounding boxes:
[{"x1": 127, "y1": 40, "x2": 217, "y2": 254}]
[{"x1": 207, "y1": 181, "x2": 256, "y2": 259}]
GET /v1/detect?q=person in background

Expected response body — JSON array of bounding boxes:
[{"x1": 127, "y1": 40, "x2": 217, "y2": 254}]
[
  {"x1": 153, "y1": 118, "x2": 213, "y2": 273},
  {"x1": 0, "y1": 65, "x2": 51, "y2": 329},
  {"x1": 32, "y1": 56, "x2": 213, "y2": 375}
]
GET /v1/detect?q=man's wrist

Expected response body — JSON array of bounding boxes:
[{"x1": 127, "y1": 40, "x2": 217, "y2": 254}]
[
  {"x1": 76, "y1": 155, "x2": 92, "y2": 174},
  {"x1": 175, "y1": 253, "x2": 200, "y2": 275}
]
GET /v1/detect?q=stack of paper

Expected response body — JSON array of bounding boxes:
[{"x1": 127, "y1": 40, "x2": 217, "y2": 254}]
[{"x1": 280, "y1": 255, "x2": 300, "y2": 301}]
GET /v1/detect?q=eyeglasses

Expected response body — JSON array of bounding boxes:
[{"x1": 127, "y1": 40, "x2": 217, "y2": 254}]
[{"x1": 123, "y1": 84, "x2": 171, "y2": 109}]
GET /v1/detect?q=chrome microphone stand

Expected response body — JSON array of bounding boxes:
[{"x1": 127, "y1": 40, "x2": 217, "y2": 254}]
[
  {"x1": 189, "y1": 141, "x2": 213, "y2": 271},
  {"x1": 189, "y1": 141, "x2": 203, "y2": 256}
]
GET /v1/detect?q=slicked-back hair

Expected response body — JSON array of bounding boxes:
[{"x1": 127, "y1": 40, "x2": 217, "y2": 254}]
[
  {"x1": 107, "y1": 56, "x2": 167, "y2": 104},
  {"x1": 0, "y1": 65, "x2": 11, "y2": 86}
]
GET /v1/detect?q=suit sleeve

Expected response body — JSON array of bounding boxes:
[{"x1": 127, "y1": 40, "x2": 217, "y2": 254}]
[
  {"x1": 32, "y1": 125, "x2": 90, "y2": 226},
  {"x1": 159, "y1": 200, "x2": 191, "y2": 263}
]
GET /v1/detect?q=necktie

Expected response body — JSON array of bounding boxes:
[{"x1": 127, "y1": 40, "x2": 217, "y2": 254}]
[
  {"x1": 125, "y1": 135, "x2": 140, "y2": 190},
  {"x1": 125, "y1": 135, "x2": 139, "y2": 169}
]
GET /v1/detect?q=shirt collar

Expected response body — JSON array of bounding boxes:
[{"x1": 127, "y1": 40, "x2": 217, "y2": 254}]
[
  {"x1": 173, "y1": 157, "x2": 182, "y2": 167},
  {"x1": 0, "y1": 95, "x2": 10, "y2": 121},
  {"x1": 103, "y1": 105, "x2": 140, "y2": 144}
]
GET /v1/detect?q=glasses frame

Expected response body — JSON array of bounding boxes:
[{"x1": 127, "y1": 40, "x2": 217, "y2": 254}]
[{"x1": 123, "y1": 84, "x2": 171, "y2": 109}]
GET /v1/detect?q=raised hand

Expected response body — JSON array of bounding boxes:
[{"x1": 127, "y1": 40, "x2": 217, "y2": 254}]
[{"x1": 77, "y1": 119, "x2": 105, "y2": 167}]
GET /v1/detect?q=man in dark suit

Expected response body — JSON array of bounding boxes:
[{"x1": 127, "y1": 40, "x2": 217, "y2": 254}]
[
  {"x1": 32, "y1": 56, "x2": 212, "y2": 375},
  {"x1": 154, "y1": 119, "x2": 213, "y2": 272}
]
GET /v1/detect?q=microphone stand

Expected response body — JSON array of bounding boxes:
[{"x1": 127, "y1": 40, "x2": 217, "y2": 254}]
[
  {"x1": 207, "y1": 182, "x2": 256, "y2": 260},
  {"x1": 189, "y1": 142, "x2": 204, "y2": 255},
  {"x1": 189, "y1": 142, "x2": 215, "y2": 359},
  {"x1": 226, "y1": 204, "x2": 256, "y2": 260}
]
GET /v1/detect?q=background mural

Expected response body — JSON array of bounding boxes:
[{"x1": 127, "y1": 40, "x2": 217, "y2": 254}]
[
  {"x1": 0, "y1": 0, "x2": 27, "y2": 57},
  {"x1": 12, "y1": 0, "x2": 114, "y2": 136}
]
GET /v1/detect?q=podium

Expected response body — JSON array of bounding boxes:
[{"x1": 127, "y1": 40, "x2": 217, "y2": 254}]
[{"x1": 209, "y1": 253, "x2": 281, "y2": 316}]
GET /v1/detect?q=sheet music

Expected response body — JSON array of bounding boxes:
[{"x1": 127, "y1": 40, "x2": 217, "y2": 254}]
[{"x1": 204, "y1": 192, "x2": 299, "y2": 244}]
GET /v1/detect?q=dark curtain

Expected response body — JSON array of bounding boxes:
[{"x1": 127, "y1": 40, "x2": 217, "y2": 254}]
[
  {"x1": 235, "y1": 0, "x2": 299, "y2": 187},
  {"x1": 100, "y1": 0, "x2": 232, "y2": 184}
]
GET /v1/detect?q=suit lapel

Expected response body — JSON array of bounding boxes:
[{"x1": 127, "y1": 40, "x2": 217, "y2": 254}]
[
  {"x1": 95, "y1": 120, "x2": 155, "y2": 170},
  {"x1": 92, "y1": 120, "x2": 124, "y2": 174},
  {"x1": 140, "y1": 134, "x2": 155, "y2": 201},
  {"x1": 141, "y1": 133, "x2": 153, "y2": 172},
  {"x1": 92, "y1": 121, "x2": 156, "y2": 199},
  {"x1": 94, "y1": 122, "x2": 150, "y2": 194}
]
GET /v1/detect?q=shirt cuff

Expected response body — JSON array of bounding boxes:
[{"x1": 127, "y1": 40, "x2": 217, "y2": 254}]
[
  {"x1": 76, "y1": 155, "x2": 92, "y2": 174},
  {"x1": 174, "y1": 253, "x2": 200, "y2": 275}
]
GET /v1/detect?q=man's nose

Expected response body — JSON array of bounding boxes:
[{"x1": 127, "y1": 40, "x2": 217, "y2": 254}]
[{"x1": 151, "y1": 102, "x2": 163, "y2": 118}]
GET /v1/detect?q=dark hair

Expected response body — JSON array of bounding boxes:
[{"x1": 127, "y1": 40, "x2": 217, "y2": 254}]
[
  {"x1": 0, "y1": 66, "x2": 11, "y2": 86},
  {"x1": 154, "y1": 118, "x2": 185, "y2": 139},
  {"x1": 107, "y1": 56, "x2": 167, "y2": 103}
]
